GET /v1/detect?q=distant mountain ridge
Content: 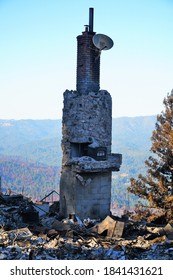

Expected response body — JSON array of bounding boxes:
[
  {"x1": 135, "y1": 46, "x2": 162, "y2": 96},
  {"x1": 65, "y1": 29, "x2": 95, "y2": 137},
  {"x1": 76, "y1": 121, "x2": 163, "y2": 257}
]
[
  {"x1": 0, "y1": 116, "x2": 156, "y2": 204},
  {"x1": 0, "y1": 116, "x2": 156, "y2": 163}
]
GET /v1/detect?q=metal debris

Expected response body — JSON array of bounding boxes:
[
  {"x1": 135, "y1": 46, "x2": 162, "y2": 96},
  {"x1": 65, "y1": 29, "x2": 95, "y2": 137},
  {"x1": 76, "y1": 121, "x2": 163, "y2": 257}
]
[
  {"x1": 0, "y1": 194, "x2": 173, "y2": 260},
  {"x1": 91, "y1": 216, "x2": 124, "y2": 238}
]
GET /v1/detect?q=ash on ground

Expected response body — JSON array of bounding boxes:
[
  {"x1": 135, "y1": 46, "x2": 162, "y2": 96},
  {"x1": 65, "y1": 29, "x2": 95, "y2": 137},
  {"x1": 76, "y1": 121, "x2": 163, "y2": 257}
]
[{"x1": 0, "y1": 194, "x2": 173, "y2": 260}]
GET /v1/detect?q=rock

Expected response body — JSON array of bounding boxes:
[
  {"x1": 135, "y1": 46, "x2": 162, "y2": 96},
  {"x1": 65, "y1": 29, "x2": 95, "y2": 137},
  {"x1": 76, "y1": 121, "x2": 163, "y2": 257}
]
[{"x1": 163, "y1": 223, "x2": 173, "y2": 243}]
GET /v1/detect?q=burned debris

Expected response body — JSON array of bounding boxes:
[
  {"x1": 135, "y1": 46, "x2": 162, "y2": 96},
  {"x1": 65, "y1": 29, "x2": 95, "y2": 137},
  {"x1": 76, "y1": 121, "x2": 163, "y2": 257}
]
[
  {"x1": 91, "y1": 215, "x2": 124, "y2": 238},
  {"x1": 1, "y1": 8, "x2": 173, "y2": 261},
  {"x1": 0, "y1": 192, "x2": 173, "y2": 260}
]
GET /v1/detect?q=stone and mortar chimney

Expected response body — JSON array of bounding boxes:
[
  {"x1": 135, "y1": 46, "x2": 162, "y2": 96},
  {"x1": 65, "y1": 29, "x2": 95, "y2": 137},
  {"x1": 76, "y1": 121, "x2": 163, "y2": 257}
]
[{"x1": 59, "y1": 8, "x2": 122, "y2": 219}]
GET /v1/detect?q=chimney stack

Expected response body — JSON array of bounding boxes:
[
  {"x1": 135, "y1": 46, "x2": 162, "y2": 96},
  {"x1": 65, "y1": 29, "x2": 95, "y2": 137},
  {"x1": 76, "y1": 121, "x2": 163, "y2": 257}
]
[{"x1": 76, "y1": 8, "x2": 100, "y2": 94}]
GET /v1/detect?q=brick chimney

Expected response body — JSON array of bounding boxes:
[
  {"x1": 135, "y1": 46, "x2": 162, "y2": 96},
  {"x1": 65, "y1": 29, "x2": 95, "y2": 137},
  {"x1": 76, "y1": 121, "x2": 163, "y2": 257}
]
[
  {"x1": 76, "y1": 8, "x2": 100, "y2": 94},
  {"x1": 59, "y1": 8, "x2": 122, "y2": 220}
]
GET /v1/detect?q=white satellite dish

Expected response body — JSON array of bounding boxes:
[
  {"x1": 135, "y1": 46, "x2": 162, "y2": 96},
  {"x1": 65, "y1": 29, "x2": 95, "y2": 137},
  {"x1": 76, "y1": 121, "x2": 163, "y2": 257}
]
[{"x1": 92, "y1": 33, "x2": 114, "y2": 50}]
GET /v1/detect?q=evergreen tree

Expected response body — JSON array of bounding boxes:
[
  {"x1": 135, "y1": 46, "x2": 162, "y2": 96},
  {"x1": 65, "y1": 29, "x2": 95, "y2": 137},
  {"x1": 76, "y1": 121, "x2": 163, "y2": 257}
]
[{"x1": 128, "y1": 90, "x2": 173, "y2": 219}]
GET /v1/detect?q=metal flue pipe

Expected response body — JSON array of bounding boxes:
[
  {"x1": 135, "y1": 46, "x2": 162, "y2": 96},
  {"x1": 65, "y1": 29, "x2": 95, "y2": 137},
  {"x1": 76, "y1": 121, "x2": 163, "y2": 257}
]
[{"x1": 89, "y1": 7, "x2": 94, "y2": 32}]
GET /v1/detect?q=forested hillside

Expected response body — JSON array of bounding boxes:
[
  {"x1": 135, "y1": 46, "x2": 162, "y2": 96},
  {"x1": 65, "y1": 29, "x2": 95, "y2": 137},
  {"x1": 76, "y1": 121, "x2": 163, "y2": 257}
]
[
  {"x1": 0, "y1": 156, "x2": 60, "y2": 201},
  {"x1": 0, "y1": 116, "x2": 156, "y2": 206}
]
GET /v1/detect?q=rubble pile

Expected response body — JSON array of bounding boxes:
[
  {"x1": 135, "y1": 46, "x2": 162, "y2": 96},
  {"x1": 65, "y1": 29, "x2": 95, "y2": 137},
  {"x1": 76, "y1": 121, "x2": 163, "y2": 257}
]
[{"x1": 0, "y1": 194, "x2": 173, "y2": 260}]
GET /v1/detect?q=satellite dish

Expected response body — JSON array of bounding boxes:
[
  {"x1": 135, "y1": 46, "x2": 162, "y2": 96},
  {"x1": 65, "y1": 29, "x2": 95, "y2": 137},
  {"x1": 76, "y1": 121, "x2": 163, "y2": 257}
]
[{"x1": 92, "y1": 33, "x2": 114, "y2": 50}]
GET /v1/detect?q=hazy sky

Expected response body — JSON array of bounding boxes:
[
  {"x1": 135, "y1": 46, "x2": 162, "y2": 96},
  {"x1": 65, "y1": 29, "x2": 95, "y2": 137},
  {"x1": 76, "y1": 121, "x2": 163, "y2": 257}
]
[{"x1": 0, "y1": 0, "x2": 173, "y2": 119}]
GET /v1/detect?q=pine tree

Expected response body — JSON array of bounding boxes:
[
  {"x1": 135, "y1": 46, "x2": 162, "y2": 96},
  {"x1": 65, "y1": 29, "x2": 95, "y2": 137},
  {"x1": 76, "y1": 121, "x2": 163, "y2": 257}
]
[{"x1": 128, "y1": 90, "x2": 173, "y2": 220}]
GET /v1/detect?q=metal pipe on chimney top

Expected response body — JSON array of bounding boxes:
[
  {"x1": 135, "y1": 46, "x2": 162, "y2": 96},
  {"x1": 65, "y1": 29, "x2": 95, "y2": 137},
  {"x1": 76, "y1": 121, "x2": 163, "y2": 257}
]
[{"x1": 89, "y1": 7, "x2": 94, "y2": 32}]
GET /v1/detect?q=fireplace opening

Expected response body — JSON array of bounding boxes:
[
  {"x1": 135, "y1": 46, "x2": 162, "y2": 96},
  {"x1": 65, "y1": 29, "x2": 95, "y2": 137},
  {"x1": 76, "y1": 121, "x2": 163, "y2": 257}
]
[{"x1": 70, "y1": 142, "x2": 89, "y2": 158}]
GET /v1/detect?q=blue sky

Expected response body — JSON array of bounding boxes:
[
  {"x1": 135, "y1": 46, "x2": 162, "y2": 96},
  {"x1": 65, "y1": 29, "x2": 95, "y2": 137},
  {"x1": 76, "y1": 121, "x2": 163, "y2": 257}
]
[{"x1": 0, "y1": 0, "x2": 173, "y2": 119}]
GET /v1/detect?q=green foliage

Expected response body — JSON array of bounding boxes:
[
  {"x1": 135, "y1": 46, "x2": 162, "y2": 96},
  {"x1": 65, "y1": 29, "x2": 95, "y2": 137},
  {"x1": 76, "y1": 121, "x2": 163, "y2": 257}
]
[{"x1": 128, "y1": 91, "x2": 173, "y2": 219}]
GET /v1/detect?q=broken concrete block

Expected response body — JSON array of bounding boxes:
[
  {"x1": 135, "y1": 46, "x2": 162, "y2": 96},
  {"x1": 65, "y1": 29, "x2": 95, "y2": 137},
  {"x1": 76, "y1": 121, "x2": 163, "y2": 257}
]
[
  {"x1": 163, "y1": 223, "x2": 173, "y2": 242},
  {"x1": 91, "y1": 216, "x2": 124, "y2": 238}
]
